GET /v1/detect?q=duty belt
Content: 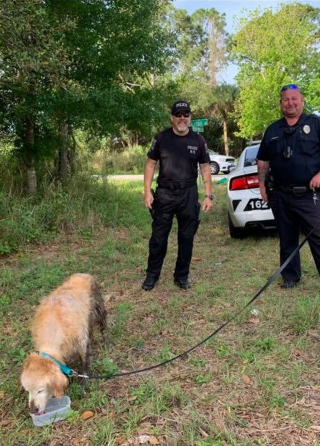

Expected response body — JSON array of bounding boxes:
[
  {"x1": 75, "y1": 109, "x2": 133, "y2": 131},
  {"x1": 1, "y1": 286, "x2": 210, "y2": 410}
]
[
  {"x1": 157, "y1": 180, "x2": 197, "y2": 190},
  {"x1": 276, "y1": 184, "x2": 310, "y2": 195}
]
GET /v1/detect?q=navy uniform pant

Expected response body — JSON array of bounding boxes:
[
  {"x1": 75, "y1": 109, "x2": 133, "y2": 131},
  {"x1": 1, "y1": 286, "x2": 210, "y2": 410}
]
[
  {"x1": 270, "y1": 189, "x2": 320, "y2": 282},
  {"x1": 146, "y1": 185, "x2": 200, "y2": 280}
]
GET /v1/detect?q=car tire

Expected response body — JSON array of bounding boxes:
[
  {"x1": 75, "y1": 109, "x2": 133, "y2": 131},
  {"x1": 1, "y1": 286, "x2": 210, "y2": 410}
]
[
  {"x1": 210, "y1": 161, "x2": 219, "y2": 175},
  {"x1": 228, "y1": 213, "x2": 245, "y2": 239}
]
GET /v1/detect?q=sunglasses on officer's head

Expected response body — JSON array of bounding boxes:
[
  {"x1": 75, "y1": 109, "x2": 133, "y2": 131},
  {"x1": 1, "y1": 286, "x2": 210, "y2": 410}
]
[
  {"x1": 280, "y1": 84, "x2": 300, "y2": 92},
  {"x1": 174, "y1": 112, "x2": 190, "y2": 118}
]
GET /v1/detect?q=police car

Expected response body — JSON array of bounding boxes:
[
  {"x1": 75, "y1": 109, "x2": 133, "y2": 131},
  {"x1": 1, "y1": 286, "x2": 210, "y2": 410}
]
[
  {"x1": 227, "y1": 142, "x2": 276, "y2": 238},
  {"x1": 209, "y1": 150, "x2": 235, "y2": 175}
]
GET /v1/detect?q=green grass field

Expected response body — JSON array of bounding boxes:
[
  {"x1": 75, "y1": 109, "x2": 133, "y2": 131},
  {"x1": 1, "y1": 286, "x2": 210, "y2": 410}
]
[{"x1": 1, "y1": 177, "x2": 320, "y2": 446}]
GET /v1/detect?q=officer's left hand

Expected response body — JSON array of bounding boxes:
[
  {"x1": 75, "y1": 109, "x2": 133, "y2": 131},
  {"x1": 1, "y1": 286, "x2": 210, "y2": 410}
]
[
  {"x1": 310, "y1": 172, "x2": 320, "y2": 189},
  {"x1": 202, "y1": 197, "x2": 213, "y2": 212}
]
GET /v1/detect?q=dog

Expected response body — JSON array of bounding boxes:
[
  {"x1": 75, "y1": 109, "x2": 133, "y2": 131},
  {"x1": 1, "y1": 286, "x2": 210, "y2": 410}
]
[{"x1": 21, "y1": 273, "x2": 111, "y2": 414}]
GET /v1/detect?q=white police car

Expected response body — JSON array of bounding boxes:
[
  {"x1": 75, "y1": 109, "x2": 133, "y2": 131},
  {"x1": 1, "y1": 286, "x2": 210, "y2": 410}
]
[
  {"x1": 209, "y1": 150, "x2": 235, "y2": 175},
  {"x1": 227, "y1": 143, "x2": 276, "y2": 238}
]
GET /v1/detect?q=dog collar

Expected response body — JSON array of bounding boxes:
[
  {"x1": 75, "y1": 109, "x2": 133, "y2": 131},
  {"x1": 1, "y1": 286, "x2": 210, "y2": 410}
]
[{"x1": 36, "y1": 351, "x2": 73, "y2": 376}]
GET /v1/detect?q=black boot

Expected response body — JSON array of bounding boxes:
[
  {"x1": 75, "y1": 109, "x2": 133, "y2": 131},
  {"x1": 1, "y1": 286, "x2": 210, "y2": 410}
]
[
  {"x1": 142, "y1": 274, "x2": 159, "y2": 291},
  {"x1": 174, "y1": 277, "x2": 191, "y2": 290}
]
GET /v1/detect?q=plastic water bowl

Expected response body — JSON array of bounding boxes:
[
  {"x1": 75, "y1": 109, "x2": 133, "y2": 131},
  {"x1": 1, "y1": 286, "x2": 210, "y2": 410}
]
[{"x1": 30, "y1": 396, "x2": 71, "y2": 426}]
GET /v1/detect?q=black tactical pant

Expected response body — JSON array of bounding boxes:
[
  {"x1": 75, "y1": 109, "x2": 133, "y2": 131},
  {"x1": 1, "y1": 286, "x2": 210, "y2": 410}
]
[
  {"x1": 270, "y1": 189, "x2": 320, "y2": 282},
  {"x1": 146, "y1": 185, "x2": 200, "y2": 280}
]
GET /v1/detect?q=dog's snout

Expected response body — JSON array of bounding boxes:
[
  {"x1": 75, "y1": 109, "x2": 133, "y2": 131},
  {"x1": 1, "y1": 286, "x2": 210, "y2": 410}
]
[
  {"x1": 29, "y1": 401, "x2": 39, "y2": 414},
  {"x1": 29, "y1": 401, "x2": 41, "y2": 415}
]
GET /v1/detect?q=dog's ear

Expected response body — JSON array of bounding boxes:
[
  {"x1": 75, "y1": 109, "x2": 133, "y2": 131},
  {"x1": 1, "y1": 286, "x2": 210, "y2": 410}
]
[
  {"x1": 49, "y1": 367, "x2": 69, "y2": 397},
  {"x1": 21, "y1": 353, "x2": 35, "y2": 371},
  {"x1": 20, "y1": 354, "x2": 39, "y2": 389}
]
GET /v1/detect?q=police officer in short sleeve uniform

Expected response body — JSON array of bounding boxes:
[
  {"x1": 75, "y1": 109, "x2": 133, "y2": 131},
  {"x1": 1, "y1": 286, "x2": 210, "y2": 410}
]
[
  {"x1": 142, "y1": 100, "x2": 213, "y2": 291},
  {"x1": 257, "y1": 84, "x2": 320, "y2": 288}
]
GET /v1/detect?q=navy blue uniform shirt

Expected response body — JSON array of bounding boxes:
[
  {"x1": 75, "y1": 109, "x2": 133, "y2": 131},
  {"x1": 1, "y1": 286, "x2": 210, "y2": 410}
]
[
  {"x1": 147, "y1": 127, "x2": 210, "y2": 184},
  {"x1": 257, "y1": 113, "x2": 320, "y2": 186}
]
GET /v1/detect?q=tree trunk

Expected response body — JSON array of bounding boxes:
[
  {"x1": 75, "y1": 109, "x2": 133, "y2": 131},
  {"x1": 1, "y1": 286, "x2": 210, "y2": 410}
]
[
  {"x1": 26, "y1": 166, "x2": 37, "y2": 197},
  {"x1": 25, "y1": 116, "x2": 37, "y2": 196},
  {"x1": 69, "y1": 128, "x2": 77, "y2": 175},
  {"x1": 222, "y1": 117, "x2": 229, "y2": 156},
  {"x1": 58, "y1": 123, "x2": 69, "y2": 183}
]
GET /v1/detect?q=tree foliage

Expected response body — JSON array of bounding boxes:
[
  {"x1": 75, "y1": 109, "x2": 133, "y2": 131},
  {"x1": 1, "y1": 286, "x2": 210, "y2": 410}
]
[
  {"x1": 169, "y1": 8, "x2": 227, "y2": 86},
  {"x1": 230, "y1": 3, "x2": 320, "y2": 138},
  {"x1": 163, "y1": 7, "x2": 242, "y2": 154},
  {"x1": 8, "y1": 1, "x2": 320, "y2": 190},
  {"x1": 0, "y1": 0, "x2": 172, "y2": 194}
]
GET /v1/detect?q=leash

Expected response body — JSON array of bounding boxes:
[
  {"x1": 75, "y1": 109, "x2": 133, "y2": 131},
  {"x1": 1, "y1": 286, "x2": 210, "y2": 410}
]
[{"x1": 75, "y1": 226, "x2": 316, "y2": 381}]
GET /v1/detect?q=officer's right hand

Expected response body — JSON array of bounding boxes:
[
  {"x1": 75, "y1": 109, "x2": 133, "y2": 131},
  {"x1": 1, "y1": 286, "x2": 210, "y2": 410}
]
[
  {"x1": 144, "y1": 189, "x2": 154, "y2": 209},
  {"x1": 260, "y1": 184, "x2": 268, "y2": 203}
]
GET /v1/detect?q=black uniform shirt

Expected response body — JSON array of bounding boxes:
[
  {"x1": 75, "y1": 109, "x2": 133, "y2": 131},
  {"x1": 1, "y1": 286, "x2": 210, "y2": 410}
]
[
  {"x1": 257, "y1": 113, "x2": 320, "y2": 186},
  {"x1": 147, "y1": 127, "x2": 210, "y2": 184}
]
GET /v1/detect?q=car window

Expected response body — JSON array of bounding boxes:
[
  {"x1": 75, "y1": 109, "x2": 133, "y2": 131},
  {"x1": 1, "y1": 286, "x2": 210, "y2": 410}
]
[{"x1": 244, "y1": 146, "x2": 259, "y2": 167}]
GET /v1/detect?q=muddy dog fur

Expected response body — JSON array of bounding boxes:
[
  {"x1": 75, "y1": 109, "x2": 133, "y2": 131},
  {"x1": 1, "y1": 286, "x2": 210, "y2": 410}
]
[{"x1": 21, "y1": 273, "x2": 111, "y2": 414}]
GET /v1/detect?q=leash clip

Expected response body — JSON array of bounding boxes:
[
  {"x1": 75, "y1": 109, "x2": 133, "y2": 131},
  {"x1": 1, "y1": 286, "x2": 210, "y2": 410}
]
[{"x1": 70, "y1": 370, "x2": 90, "y2": 379}]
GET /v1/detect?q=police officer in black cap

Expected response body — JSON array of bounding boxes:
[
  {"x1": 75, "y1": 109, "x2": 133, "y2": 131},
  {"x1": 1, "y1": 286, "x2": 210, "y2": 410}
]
[
  {"x1": 257, "y1": 84, "x2": 320, "y2": 288},
  {"x1": 142, "y1": 99, "x2": 213, "y2": 291}
]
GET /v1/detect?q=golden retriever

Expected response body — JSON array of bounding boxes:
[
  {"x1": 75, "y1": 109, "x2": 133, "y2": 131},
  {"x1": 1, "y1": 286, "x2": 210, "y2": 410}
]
[{"x1": 21, "y1": 273, "x2": 111, "y2": 414}]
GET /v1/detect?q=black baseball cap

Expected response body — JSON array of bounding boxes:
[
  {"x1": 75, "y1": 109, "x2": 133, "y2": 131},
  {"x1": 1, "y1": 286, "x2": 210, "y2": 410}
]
[{"x1": 171, "y1": 100, "x2": 191, "y2": 115}]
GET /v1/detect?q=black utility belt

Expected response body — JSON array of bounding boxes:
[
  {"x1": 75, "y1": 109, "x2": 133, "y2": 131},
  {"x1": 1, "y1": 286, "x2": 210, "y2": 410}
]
[
  {"x1": 276, "y1": 185, "x2": 310, "y2": 195},
  {"x1": 157, "y1": 180, "x2": 197, "y2": 190}
]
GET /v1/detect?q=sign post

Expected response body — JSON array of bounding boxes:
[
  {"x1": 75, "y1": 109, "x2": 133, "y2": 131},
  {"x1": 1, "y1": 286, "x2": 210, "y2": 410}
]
[{"x1": 191, "y1": 119, "x2": 209, "y2": 186}]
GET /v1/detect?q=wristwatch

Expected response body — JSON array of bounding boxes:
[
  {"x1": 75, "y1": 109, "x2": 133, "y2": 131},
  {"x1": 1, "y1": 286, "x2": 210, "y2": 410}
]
[{"x1": 205, "y1": 194, "x2": 214, "y2": 200}]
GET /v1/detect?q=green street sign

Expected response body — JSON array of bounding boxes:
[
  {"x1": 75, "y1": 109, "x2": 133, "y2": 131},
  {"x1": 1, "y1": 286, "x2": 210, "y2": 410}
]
[
  {"x1": 191, "y1": 118, "x2": 208, "y2": 126},
  {"x1": 192, "y1": 125, "x2": 205, "y2": 133}
]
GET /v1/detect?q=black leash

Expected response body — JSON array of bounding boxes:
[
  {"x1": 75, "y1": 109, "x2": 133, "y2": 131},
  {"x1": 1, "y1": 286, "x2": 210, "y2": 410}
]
[{"x1": 80, "y1": 227, "x2": 316, "y2": 381}]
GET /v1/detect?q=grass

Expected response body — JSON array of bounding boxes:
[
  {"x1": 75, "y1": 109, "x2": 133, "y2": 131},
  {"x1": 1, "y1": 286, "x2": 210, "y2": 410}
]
[{"x1": 1, "y1": 176, "x2": 320, "y2": 446}]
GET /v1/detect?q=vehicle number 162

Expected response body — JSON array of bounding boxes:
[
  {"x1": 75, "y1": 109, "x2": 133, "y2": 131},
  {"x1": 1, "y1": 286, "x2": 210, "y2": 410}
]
[{"x1": 245, "y1": 199, "x2": 269, "y2": 211}]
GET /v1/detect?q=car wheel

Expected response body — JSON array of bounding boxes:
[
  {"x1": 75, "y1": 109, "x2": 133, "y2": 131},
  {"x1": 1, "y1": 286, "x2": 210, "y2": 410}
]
[
  {"x1": 210, "y1": 162, "x2": 219, "y2": 175},
  {"x1": 228, "y1": 213, "x2": 245, "y2": 239}
]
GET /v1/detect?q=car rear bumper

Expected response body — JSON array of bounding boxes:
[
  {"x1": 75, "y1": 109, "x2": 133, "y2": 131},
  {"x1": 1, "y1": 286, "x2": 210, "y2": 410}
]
[
  {"x1": 228, "y1": 206, "x2": 276, "y2": 229},
  {"x1": 227, "y1": 193, "x2": 276, "y2": 229},
  {"x1": 245, "y1": 218, "x2": 277, "y2": 230}
]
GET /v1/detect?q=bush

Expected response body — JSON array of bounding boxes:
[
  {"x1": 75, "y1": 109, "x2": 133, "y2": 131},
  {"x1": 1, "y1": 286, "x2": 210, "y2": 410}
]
[
  {"x1": 0, "y1": 172, "x2": 150, "y2": 256},
  {"x1": 92, "y1": 145, "x2": 147, "y2": 174}
]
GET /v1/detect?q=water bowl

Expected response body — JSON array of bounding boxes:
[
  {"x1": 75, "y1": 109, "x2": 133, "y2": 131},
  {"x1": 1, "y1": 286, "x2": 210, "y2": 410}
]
[{"x1": 30, "y1": 396, "x2": 71, "y2": 426}]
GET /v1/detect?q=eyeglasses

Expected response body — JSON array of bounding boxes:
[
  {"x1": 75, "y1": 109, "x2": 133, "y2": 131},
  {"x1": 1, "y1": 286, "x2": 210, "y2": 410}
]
[
  {"x1": 174, "y1": 112, "x2": 190, "y2": 118},
  {"x1": 280, "y1": 84, "x2": 300, "y2": 92}
]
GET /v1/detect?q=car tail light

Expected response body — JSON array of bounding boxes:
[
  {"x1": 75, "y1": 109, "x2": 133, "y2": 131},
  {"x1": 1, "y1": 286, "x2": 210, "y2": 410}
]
[{"x1": 230, "y1": 174, "x2": 259, "y2": 190}]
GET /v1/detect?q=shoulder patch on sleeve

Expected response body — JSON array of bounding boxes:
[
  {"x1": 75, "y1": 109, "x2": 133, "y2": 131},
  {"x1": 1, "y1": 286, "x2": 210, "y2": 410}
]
[{"x1": 150, "y1": 138, "x2": 157, "y2": 152}]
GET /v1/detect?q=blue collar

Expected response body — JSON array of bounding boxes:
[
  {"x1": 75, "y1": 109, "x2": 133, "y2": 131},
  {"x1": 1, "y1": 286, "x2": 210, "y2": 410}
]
[{"x1": 36, "y1": 351, "x2": 73, "y2": 376}]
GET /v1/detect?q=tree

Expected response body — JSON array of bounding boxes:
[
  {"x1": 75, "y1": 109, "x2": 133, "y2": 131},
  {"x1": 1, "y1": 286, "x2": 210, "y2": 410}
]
[
  {"x1": 0, "y1": 0, "x2": 173, "y2": 195},
  {"x1": 164, "y1": 7, "x2": 228, "y2": 104},
  {"x1": 170, "y1": 8, "x2": 227, "y2": 87},
  {"x1": 161, "y1": 7, "x2": 242, "y2": 156},
  {"x1": 230, "y1": 3, "x2": 320, "y2": 138},
  {"x1": 0, "y1": 0, "x2": 72, "y2": 195},
  {"x1": 209, "y1": 84, "x2": 238, "y2": 156},
  {"x1": 46, "y1": 0, "x2": 174, "y2": 179}
]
